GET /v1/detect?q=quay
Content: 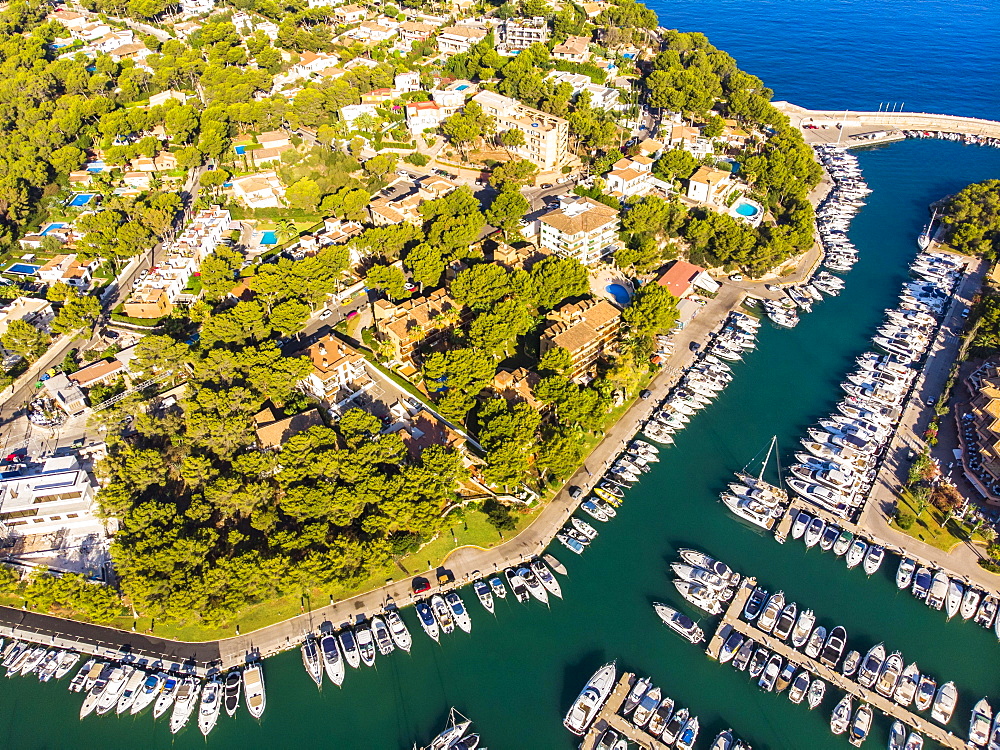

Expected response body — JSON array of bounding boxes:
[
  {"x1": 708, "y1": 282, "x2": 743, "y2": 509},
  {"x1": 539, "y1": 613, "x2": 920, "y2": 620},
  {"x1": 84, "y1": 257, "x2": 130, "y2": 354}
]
[
  {"x1": 580, "y1": 672, "x2": 669, "y2": 750},
  {"x1": 707, "y1": 580, "x2": 966, "y2": 749}
]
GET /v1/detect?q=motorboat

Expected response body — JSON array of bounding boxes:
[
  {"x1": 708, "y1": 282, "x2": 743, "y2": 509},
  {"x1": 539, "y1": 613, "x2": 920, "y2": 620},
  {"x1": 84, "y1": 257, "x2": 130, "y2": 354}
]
[
  {"x1": 169, "y1": 676, "x2": 200, "y2": 734},
  {"x1": 648, "y1": 697, "x2": 675, "y2": 737},
  {"x1": 875, "y1": 650, "x2": 904, "y2": 697},
  {"x1": 339, "y1": 626, "x2": 362, "y2": 667},
  {"x1": 849, "y1": 704, "x2": 873, "y2": 747},
  {"x1": 787, "y1": 478, "x2": 853, "y2": 516},
  {"x1": 473, "y1": 580, "x2": 495, "y2": 613},
  {"x1": 805, "y1": 626, "x2": 827, "y2": 659},
  {"x1": 152, "y1": 675, "x2": 179, "y2": 719},
  {"x1": 856, "y1": 642, "x2": 886, "y2": 688},
  {"x1": 243, "y1": 662, "x2": 266, "y2": 719},
  {"x1": 385, "y1": 608, "x2": 412, "y2": 652},
  {"x1": 80, "y1": 665, "x2": 113, "y2": 719},
  {"x1": 531, "y1": 559, "x2": 563, "y2": 598},
  {"x1": 976, "y1": 596, "x2": 998, "y2": 628},
  {"x1": 301, "y1": 636, "x2": 323, "y2": 685},
  {"x1": 505, "y1": 569, "x2": 531, "y2": 603},
  {"x1": 654, "y1": 603, "x2": 706, "y2": 644},
  {"x1": 830, "y1": 693, "x2": 853, "y2": 734},
  {"x1": 841, "y1": 650, "x2": 861, "y2": 677},
  {"x1": 197, "y1": 676, "x2": 223, "y2": 737},
  {"x1": 912, "y1": 567, "x2": 932, "y2": 600},
  {"x1": 758, "y1": 653, "x2": 782, "y2": 691},
  {"x1": 915, "y1": 675, "x2": 936, "y2": 713},
  {"x1": 571, "y1": 517, "x2": 599, "y2": 541},
  {"x1": 962, "y1": 588, "x2": 983, "y2": 621},
  {"x1": 431, "y1": 594, "x2": 456, "y2": 635},
  {"x1": 672, "y1": 563, "x2": 731, "y2": 593},
  {"x1": 516, "y1": 565, "x2": 549, "y2": 605},
  {"x1": 946, "y1": 579, "x2": 964, "y2": 619},
  {"x1": 676, "y1": 715, "x2": 699, "y2": 750},
  {"x1": 931, "y1": 680, "x2": 958, "y2": 724},
  {"x1": 820, "y1": 626, "x2": 847, "y2": 669},
  {"x1": 969, "y1": 698, "x2": 992, "y2": 747},
  {"x1": 721, "y1": 493, "x2": 778, "y2": 529},
  {"x1": 888, "y1": 721, "x2": 906, "y2": 750},
  {"x1": 415, "y1": 600, "x2": 440, "y2": 642},
  {"x1": 926, "y1": 571, "x2": 949, "y2": 610},
  {"x1": 748, "y1": 647, "x2": 769, "y2": 679},
  {"x1": 897, "y1": 557, "x2": 916, "y2": 589},
  {"x1": 356, "y1": 623, "x2": 377, "y2": 667},
  {"x1": 116, "y1": 667, "x2": 147, "y2": 714},
  {"x1": 69, "y1": 659, "x2": 98, "y2": 693},
  {"x1": 96, "y1": 666, "x2": 131, "y2": 715},
  {"x1": 833, "y1": 529, "x2": 854, "y2": 556},
  {"x1": 132, "y1": 671, "x2": 166, "y2": 716},
  {"x1": 557, "y1": 532, "x2": 586, "y2": 554},
  {"x1": 820, "y1": 524, "x2": 841, "y2": 551},
  {"x1": 788, "y1": 670, "x2": 811, "y2": 704},
  {"x1": 662, "y1": 707, "x2": 690, "y2": 745},
  {"x1": 744, "y1": 587, "x2": 768, "y2": 620},
  {"x1": 988, "y1": 712, "x2": 1000, "y2": 750},
  {"x1": 445, "y1": 591, "x2": 473, "y2": 633},
  {"x1": 803, "y1": 516, "x2": 825, "y2": 548},
  {"x1": 223, "y1": 670, "x2": 241, "y2": 717},
  {"x1": 633, "y1": 686, "x2": 662, "y2": 728},
  {"x1": 321, "y1": 634, "x2": 345, "y2": 686},
  {"x1": 863, "y1": 544, "x2": 885, "y2": 576},
  {"x1": 791, "y1": 608, "x2": 816, "y2": 648},
  {"x1": 719, "y1": 630, "x2": 744, "y2": 663},
  {"x1": 623, "y1": 676, "x2": 651, "y2": 715},
  {"x1": 673, "y1": 580, "x2": 724, "y2": 615},
  {"x1": 733, "y1": 638, "x2": 755, "y2": 671},
  {"x1": 845, "y1": 538, "x2": 868, "y2": 569},
  {"x1": 808, "y1": 678, "x2": 826, "y2": 709},
  {"x1": 580, "y1": 500, "x2": 609, "y2": 522},
  {"x1": 365, "y1": 619, "x2": 394, "y2": 656},
  {"x1": 894, "y1": 662, "x2": 920, "y2": 707},
  {"x1": 757, "y1": 591, "x2": 785, "y2": 633},
  {"x1": 904, "y1": 732, "x2": 924, "y2": 750},
  {"x1": 52, "y1": 651, "x2": 80, "y2": 681},
  {"x1": 791, "y1": 510, "x2": 810, "y2": 539},
  {"x1": 36, "y1": 651, "x2": 61, "y2": 683},
  {"x1": 775, "y1": 662, "x2": 796, "y2": 693},
  {"x1": 677, "y1": 549, "x2": 741, "y2": 586},
  {"x1": 773, "y1": 602, "x2": 798, "y2": 641}
]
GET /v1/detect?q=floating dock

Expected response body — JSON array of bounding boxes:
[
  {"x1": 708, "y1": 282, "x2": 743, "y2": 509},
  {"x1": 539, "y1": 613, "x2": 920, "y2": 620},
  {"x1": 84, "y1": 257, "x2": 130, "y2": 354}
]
[
  {"x1": 707, "y1": 580, "x2": 967, "y2": 749},
  {"x1": 580, "y1": 672, "x2": 670, "y2": 750}
]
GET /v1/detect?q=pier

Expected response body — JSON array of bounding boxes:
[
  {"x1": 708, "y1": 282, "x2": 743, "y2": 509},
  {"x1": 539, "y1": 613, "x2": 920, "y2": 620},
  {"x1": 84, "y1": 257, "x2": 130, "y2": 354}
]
[
  {"x1": 707, "y1": 580, "x2": 966, "y2": 749},
  {"x1": 580, "y1": 672, "x2": 669, "y2": 750}
]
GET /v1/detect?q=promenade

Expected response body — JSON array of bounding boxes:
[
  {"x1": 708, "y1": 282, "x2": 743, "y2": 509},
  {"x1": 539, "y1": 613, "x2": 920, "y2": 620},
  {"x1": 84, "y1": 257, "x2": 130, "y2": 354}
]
[{"x1": 0, "y1": 285, "x2": 749, "y2": 670}]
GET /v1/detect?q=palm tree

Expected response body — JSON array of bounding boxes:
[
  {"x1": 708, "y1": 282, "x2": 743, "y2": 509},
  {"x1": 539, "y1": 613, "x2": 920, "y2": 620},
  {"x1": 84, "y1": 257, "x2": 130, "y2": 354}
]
[{"x1": 275, "y1": 219, "x2": 297, "y2": 244}]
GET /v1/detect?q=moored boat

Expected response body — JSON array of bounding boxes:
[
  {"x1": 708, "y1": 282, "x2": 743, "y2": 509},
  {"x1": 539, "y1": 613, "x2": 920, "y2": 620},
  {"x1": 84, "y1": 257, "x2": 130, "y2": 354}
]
[
  {"x1": 841, "y1": 649, "x2": 861, "y2": 677},
  {"x1": 243, "y1": 662, "x2": 266, "y2": 719},
  {"x1": 831, "y1": 693, "x2": 853, "y2": 734},
  {"x1": 915, "y1": 674, "x2": 936, "y2": 713},
  {"x1": 931, "y1": 680, "x2": 958, "y2": 724},
  {"x1": 732, "y1": 638, "x2": 755, "y2": 671},
  {"x1": 371, "y1": 615, "x2": 395, "y2": 656},
  {"x1": 757, "y1": 591, "x2": 785, "y2": 633},
  {"x1": 445, "y1": 591, "x2": 473, "y2": 633},
  {"x1": 169, "y1": 676, "x2": 200, "y2": 734},
  {"x1": 805, "y1": 626, "x2": 827, "y2": 659},
  {"x1": 339, "y1": 627, "x2": 362, "y2": 667},
  {"x1": 415, "y1": 600, "x2": 440, "y2": 642},
  {"x1": 301, "y1": 636, "x2": 323, "y2": 685},
  {"x1": 773, "y1": 601, "x2": 798, "y2": 641},
  {"x1": 743, "y1": 586, "x2": 767, "y2": 621},
  {"x1": 132, "y1": 671, "x2": 166, "y2": 716},
  {"x1": 152, "y1": 674, "x2": 179, "y2": 719},
  {"x1": 894, "y1": 662, "x2": 920, "y2": 707},
  {"x1": 431, "y1": 594, "x2": 456, "y2": 634},
  {"x1": 875, "y1": 650, "x2": 904, "y2": 697},
  {"x1": 945, "y1": 579, "x2": 963, "y2": 619},
  {"x1": 623, "y1": 676, "x2": 651, "y2": 715},
  {"x1": 197, "y1": 676, "x2": 223, "y2": 737},
  {"x1": 223, "y1": 670, "x2": 241, "y2": 717},
  {"x1": 848, "y1": 703, "x2": 873, "y2": 747},
  {"x1": 385, "y1": 608, "x2": 413, "y2": 652},
  {"x1": 654, "y1": 602, "x2": 706, "y2": 644},
  {"x1": 896, "y1": 557, "x2": 916, "y2": 589},
  {"x1": 356, "y1": 623, "x2": 377, "y2": 667},
  {"x1": 808, "y1": 678, "x2": 826, "y2": 709},
  {"x1": 473, "y1": 580, "x2": 495, "y2": 613},
  {"x1": 632, "y1": 686, "x2": 661, "y2": 728},
  {"x1": 321, "y1": 634, "x2": 345, "y2": 686},
  {"x1": 857, "y1": 642, "x2": 886, "y2": 688},
  {"x1": 820, "y1": 626, "x2": 847, "y2": 669},
  {"x1": 969, "y1": 698, "x2": 992, "y2": 747},
  {"x1": 788, "y1": 670, "x2": 811, "y2": 704},
  {"x1": 531, "y1": 559, "x2": 563, "y2": 598},
  {"x1": 505, "y1": 569, "x2": 531, "y2": 603}
]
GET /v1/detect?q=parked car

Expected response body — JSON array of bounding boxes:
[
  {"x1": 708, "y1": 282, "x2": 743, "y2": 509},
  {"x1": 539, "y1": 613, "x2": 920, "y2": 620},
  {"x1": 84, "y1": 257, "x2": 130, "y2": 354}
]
[
  {"x1": 319, "y1": 309, "x2": 333, "y2": 320},
  {"x1": 640, "y1": 389, "x2": 653, "y2": 400},
  {"x1": 689, "y1": 341, "x2": 701, "y2": 352},
  {"x1": 412, "y1": 577, "x2": 431, "y2": 594},
  {"x1": 729, "y1": 273, "x2": 743, "y2": 281},
  {"x1": 569, "y1": 486, "x2": 583, "y2": 499}
]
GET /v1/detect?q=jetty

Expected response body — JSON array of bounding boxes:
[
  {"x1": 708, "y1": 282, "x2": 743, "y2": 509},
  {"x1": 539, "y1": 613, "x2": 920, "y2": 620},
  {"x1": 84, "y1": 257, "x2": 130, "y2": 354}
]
[
  {"x1": 707, "y1": 581, "x2": 966, "y2": 749},
  {"x1": 580, "y1": 671, "x2": 670, "y2": 750}
]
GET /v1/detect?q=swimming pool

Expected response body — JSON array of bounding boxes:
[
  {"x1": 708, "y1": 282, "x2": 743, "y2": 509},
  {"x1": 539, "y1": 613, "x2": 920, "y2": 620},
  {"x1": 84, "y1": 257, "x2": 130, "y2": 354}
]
[
  {"x1": 6, "y1": 263, "x2": 40, "y2": 276},
  {"x1": 606, "y1": 283, "x2": 632, "y2": 305},
  {"x1": 68, "y1": 193, "x2": 97, "y2": 207},
  {"x1": 735, "y1": 200, "x2": 760, "y2": 217},
  {"x1": 235, "y1": 145, "x2": 247, "y2": 155},
  {"x1": 40, "y1": 223, "x2": 66, "y2": 236},
  {"x1": 260, "y1": 231, "x2": 278, "y2": 245}
]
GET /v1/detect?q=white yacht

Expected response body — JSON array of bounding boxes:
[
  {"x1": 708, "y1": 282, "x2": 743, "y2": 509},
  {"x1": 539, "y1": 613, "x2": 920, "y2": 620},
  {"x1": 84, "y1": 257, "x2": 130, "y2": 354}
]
[
  {"x1": 197, "y1": 676, "x2": 223, "y2": 737},
  {"x1": 321, "y1": 634, "x2": 345, "y2": 686},
  {"x1": 653, "y1": 602, "x2": 705, "y2": 644},
  {"x1": 243, "y1": 662, "x2": 266, "y2": 719},
  {"x1": 563, "y1": 662, "x2": 617, "y2": 736}
]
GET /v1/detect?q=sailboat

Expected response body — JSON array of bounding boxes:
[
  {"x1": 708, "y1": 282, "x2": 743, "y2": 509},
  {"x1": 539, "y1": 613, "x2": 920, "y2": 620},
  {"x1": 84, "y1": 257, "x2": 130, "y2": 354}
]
[
  {"x1": 917, "y1": 207, "x2": 937, "y2": 250},
  {"x1": 723, "y1": 436, "x2": 788, "y2": 528}
]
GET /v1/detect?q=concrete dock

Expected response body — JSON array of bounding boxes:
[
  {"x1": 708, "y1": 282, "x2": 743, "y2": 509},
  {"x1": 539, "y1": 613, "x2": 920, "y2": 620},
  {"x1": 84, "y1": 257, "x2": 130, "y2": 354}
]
[
  {"x1": 580, "y1": 672, "x2": 670, "y2": 750},
  {"x1": 707, "y1": 580, "x2": 967, "y2": 749}
]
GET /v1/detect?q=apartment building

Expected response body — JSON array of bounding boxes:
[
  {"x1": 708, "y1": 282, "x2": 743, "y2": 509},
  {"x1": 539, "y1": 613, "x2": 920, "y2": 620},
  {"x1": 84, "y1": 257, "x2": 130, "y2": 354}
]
[
  {"x1": 499, "y1": 16, "x2": 548, "y2": 52},
  {"x1": 546, "y1": 70, "x2": 622, "y2": 111},
  {"x1": 539, "y1": 298, "x2": 622, "y2": 383},
  {"x1": 538, "y1": 196, "x2": 620, "y2": 266},
  {"x1": 436, "y1": 25, "x2": 488, "y2": 55},
  {"x1": 471, "y1": 90, "x2": 569, "y2": 171},
  {"x1": 299, "y1": 333, "x2": 371, "y2": 406},
  {"x1": 373, "y1": 289, "x2": 468, "y2": 369},
  {"x1": 0, "y1": 456, "x2": 102, "y2": 540}
]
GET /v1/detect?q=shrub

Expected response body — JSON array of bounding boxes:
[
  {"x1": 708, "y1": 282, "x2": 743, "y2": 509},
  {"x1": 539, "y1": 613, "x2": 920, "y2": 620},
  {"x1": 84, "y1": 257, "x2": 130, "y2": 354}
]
[
  {"x1": 896, "y1": 512, "x2": 916, "y2": 530},
  {"x1": 405, "y1": 153, "x2": 430, "y2": 166},
  {"x1": 978, "y1": 558, "x2": 1000, "y2": 574}
]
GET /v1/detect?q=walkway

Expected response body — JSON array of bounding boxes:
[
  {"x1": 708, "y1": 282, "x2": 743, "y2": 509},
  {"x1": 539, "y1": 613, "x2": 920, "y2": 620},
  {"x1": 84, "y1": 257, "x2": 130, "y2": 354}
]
[
  {"x1": 708, "y1": 580, "x2": 966, "y2": 749},
  {"x1": 774, "y1": 102, "x2": 1000, "y2": 141}
]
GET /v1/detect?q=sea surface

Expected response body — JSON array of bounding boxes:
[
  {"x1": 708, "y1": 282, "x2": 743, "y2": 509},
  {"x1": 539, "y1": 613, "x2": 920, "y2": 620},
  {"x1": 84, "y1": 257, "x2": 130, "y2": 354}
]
[{"x1": 4, "y1": 2, "x2": 1000, "y2": 748}]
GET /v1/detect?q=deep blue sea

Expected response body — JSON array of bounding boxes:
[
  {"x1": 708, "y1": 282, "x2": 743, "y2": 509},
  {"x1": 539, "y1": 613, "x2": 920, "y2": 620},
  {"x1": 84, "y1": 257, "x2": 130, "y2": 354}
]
[{"x1": 2, "y1": 2, "x2": 1000, "y2": 748}]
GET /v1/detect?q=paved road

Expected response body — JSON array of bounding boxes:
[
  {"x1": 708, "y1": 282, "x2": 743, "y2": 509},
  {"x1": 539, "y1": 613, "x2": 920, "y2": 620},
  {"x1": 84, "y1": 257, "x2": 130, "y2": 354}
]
[{"x1": 860, "y1": 254, "x2": 996, "y2": 589}]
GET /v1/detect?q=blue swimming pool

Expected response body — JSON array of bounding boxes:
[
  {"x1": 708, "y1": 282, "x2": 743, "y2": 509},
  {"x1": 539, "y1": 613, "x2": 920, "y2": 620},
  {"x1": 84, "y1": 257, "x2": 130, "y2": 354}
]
[
  {"x1": 40, "y1": 223, "x2": 66, "y2": 236},
  {"x1": 260, "y1": 231, "x2": 278, "y2": 245},
  {"x1": 606, "y1": 283, "x2": 631, "y2": 305},
  {"x1": 68, "y1": 193, "x2": 97, "y2": 207},
  {"x1": 235, "y1": 145, "x2": 247, "y2": 155},
  {"x1": 6, "y1": 263, "x2": 40, "y2": 276},
  {"x1": 735, "y1": 200, "x2": 760, "y2": 217},
  {"x1": 455, "y1": 84, "x2": 469, "y2": 91}
]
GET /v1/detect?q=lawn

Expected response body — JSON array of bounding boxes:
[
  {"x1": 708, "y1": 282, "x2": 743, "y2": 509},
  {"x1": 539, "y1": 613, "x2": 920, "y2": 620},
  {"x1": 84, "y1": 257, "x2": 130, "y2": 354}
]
[{"x1": 892, "y1": 487, "x2": 988, "y2": 552}]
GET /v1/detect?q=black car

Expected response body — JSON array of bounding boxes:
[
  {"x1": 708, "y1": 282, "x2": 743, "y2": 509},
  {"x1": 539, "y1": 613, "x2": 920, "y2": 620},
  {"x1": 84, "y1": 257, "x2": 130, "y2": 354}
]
[
  {"x1": 689, "y1": 341, "x2": 701, "y2": 352},
  {"x1": 640, "y1": 389, "x2": 653, "y2": 400},
  {"x1": 569, "y1": 486, "x2": 583, "y2": 499}
]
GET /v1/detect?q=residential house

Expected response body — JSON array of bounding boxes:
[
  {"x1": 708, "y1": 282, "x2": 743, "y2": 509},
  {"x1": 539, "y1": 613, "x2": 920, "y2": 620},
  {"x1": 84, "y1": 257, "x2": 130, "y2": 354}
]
[
  {"x1": 436, "y1": 25, "x2": 488, "y2": 55},
  {"x1": 471, "y1": 90, "x2": 569, "y2": 171},
  {"x1": 289, "y1": 219, "x2": 363, "y2": 262},
  {"x1": 394, "y1": 70, "x2": 421, "y2": 92},
  {"x1": 686, "y1": 165, "x2": 736, "y2": 205},
  {"x1": 50, "y1": 9, "x2": 89, "y2": 32},
  {"x1": 339, "y1": 102, "x2": 381, "y2": 127},
  {"x1": 720, "y1": 119, "x2": 751, "y2": 148},
  {"x1": 604, "y1": 155, "x2": 654, "y2": 199},
  {"x1": 232, "y1": 171, "x2": 285, "y2": 209},
  {"x1": 90, "y1": 30, "x2": 134, "y2": 54},
  {"x1": 43, "y1": 374, "x2": 88, "y2": 416},
  {"x1": 333, "y1": 3, "x2": 367, "y2": 24},
  {"x1": 398, "y1": 20, "x2": 435, "y2": 48},
  {"x1": 254, "y1": 407, "x2": 324, "y2": 450},
  {"x1": 499, "y1": 16, "x2": 548, "y2": 53},
  {"x1": 580, "y1": 1, "x2": 606, "y2": 18},
  {"x1": 635, "y1": 138, "x2": 664, "y2": 160},
  {"x1": 0, "y1": 456, "x2": 103, "y2": 539},
  {"x1": 36, "y1": 254, "x2": 98, "y2": 291},
  {"x1": 351, "y1": 19, "x2": 398, "y2": 43},
  {"x1": 299, "y1": 333, "x2": 371, "y2": 406},
  {"x1": 405, "y1": 100, "x2": 442, "y2": 133},
  {"x1": 0, "y1": 298, "x2": 54, "y2": 339},
  {"x1": 121, "y1": 171, "x2": 152, "y2": 190},
  {"x1": 539, "y1": 298, "x2": 622, "y2": 383},
  {"x1": 667, "y1": 124, "x2": 713, "y2": 157},
  {"x1": 179, "y1": 0, "x2": 215, "y2": 13},
  {"x1": 546, "y1": 71, "x2": 621, "y2": 110},
  {"x1": 173, "y1": 20, "x2": 202, "y2": 38},
  {"x1": 291, "y1": 51, "x2": 339, "y2": 78},
  {"x1": 538, "y1": 195, "x2": 620, "y2": 266},
  {"x1": 122, "y1": 287, "x2": 171, "y2": 319},
  {"x1": 149, "y1": 89, "x2": 188, "y2": 107},
  {"x1": 551, "y1": 35, "x2": 590, "y2": 63},
  {"x1": 109, "y1": 42, "x2": 150, "y2": 63},
  {"x1": 656, "y1": 259, "x2": 720, "y2": 299},
  {"x1": 68, "y1": 358, "x2": 125, "y2": 390},
  {"x1": 373, "y1": 289, "x2": 468, "y2": 369},
  {"x1": 491, "y1": 367, "x2": 544, "y2": 410}
]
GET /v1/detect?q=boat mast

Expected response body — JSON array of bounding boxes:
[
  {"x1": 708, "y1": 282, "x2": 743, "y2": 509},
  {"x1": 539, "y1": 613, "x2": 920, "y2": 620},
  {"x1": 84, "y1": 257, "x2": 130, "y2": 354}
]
[{"x1": 759, "y1": 435, "x2": 777, "y2": 483}]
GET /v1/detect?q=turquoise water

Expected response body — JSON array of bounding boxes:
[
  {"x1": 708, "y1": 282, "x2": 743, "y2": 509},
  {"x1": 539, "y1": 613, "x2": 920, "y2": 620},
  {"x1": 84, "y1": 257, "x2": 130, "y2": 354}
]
[
  {"x1": 3, "y1": 3, "x2": 1000, "y2": 748},
  {"x1": 68, "y1": 193, "x2": 96, "y2": 207},
  {"x1": 6, "y1": 263, "x2": 39, "y2": 275},
  {"x1": 735, "y1": 201, "x2": 759, "y2": 217},
  {"x1": 607, "y1": 283, "x2": 632, "y2": 305},
  {"x1": 260, "y1": 231, "x2": 278, "y2": 245}
]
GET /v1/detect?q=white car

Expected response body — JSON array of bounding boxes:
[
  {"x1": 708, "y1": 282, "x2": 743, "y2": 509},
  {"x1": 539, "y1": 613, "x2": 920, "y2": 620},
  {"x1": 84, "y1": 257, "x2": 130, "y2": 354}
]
[{"x1": 319, "y1": 309, "x2": 333, "y2": 320}]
